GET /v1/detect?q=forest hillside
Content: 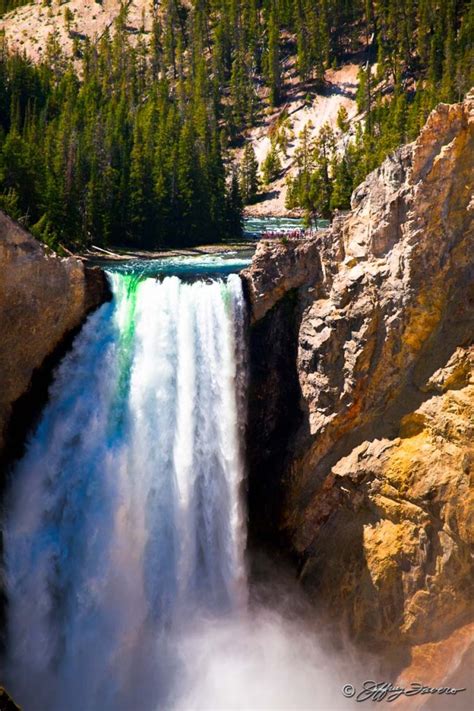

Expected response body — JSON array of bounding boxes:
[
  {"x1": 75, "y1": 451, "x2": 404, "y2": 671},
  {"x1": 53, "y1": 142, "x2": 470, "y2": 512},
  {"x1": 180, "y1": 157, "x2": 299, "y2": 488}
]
[{"x1": 0, "y1": 1, "x2": 472, "y2": 248}]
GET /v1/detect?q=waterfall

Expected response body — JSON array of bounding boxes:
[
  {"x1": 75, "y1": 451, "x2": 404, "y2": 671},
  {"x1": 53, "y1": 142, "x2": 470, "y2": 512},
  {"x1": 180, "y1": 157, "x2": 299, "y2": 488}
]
[{"x1": 3, "y1": 272, "x2": 248, "y2": 711}]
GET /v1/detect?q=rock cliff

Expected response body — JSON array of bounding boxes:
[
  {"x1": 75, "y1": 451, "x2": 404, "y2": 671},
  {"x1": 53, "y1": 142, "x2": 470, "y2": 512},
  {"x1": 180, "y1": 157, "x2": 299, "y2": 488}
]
[
  {"x1": 0, "y1": 211, "x2": 110, "y2": 467},
  {"x1": 242, "y1": 92, "x2": 474, "y2": 670}
]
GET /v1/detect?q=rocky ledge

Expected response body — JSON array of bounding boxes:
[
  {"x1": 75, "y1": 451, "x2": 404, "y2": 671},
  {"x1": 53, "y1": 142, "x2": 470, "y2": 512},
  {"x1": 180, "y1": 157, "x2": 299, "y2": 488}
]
[
  {"x1": 0, "y1": 212, "x2": 110, "y2": 466},
  {"x1": 243, "y1": 92, "x2": 474, "y2": 673}
]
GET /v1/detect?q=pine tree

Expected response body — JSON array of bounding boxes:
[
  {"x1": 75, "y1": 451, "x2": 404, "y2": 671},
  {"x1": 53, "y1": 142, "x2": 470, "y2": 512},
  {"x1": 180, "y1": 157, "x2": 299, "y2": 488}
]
[
  {"x1": 239, "y1": 142, "x2": 259, "y2": 204},
  {"x1": 261, "y1": 143, "x2": 282, "y2": 184},
  {"x1": 336, "y1": 105, "x2": 349, "y2": 133},
  {"x1": 330, "y1": 155, "x2": 353, "y2": 212},
  {"x1": 225, "y1": 169, "x2": 243, "y2": 238},
  {"x1": 128, "y1": 117, "x2": 154, "y2": 246},
  {"x1": 264, "y1": 6, "x2": 282, "y2": 106}
]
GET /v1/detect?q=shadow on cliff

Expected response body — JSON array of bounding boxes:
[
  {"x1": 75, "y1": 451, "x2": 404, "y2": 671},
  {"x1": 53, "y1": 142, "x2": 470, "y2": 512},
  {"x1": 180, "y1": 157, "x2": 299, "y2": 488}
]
[
  {"x1": 245, "y1": 268, "x2": 474, "y2": 675},
  {"x1": 245, "y1": 288, "x2": 305, "y2": 557}
]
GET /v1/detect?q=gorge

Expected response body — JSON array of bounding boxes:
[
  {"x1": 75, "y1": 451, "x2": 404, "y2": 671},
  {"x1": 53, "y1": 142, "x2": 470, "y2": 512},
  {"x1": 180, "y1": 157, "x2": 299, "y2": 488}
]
[{"x1": 0, "y1": 93, "x2": 473, "y2": 710}]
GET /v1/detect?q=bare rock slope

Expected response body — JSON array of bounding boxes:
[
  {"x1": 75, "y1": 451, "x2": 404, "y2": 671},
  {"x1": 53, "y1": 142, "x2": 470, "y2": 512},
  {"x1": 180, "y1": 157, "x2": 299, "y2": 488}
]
[
  {"x1": 243, "y1": 92, "x2": 474, "y2": 664},
  {"x1": 243, "y1": 63, "x2": 360, "y2": 217},
  {"x1": 0, "y1": 211, "x2": 110, "y2": 461},
  {"x1": 0, "y1": 1, "x2": 152, "y2": 64}
]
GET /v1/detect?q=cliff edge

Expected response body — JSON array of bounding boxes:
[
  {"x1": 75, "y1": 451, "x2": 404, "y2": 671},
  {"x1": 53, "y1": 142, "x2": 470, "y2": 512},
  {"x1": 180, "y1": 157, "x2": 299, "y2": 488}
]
[
  {"x1": 0, "y1": 212, "x2": 110, "y2": 465},
  {"x1": 243, "y1": 92, "x2": 474, "y2": 673}
]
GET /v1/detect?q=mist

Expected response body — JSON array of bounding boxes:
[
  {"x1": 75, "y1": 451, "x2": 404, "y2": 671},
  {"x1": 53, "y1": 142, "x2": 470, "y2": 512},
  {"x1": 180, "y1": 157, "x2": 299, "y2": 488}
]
[
  {"x1": 168, "y1": 604, "x2": 362, "y2": 710},
  {"x1": 3, "y1": 273, "x2": 372, "y2": 711}
]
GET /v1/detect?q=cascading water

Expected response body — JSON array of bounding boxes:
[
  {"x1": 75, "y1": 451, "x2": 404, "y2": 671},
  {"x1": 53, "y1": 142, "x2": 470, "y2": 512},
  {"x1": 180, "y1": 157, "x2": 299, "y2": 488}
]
[
  {"x1": 3, "y1": 271, "x2": 248, "y2": 711},
  {"x1": 2, "y1": 262, "x2": 363, "y2": 711}
]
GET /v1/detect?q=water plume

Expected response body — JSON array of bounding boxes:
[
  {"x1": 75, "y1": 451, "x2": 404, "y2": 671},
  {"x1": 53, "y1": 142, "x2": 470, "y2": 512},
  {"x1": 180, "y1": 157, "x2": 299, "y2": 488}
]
[{"x1": 3, "y1": 270, "x2": 363, "y2": 711}]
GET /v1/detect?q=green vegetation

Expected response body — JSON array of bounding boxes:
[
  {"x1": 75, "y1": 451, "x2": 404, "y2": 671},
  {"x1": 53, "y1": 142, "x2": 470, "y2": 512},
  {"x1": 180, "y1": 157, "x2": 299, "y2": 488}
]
[
  {"x1": 0, "y1": 6, "x2": 243, "y2": 249},
  {"x1": 261, "y1": 143, "x2": 282, "y2": 184},
  {"x1": 286, "y1": 0, "x2": 474, "y2": 221},
  {"x1": 0, "y1": 1, "x2": 472, "y2": 246},
  {"x1": 239, "y1": 142, "x2": 260, "y2": 203},
  {"x1": 0, "y1": 1, "x2": 29, "y2": 17}
]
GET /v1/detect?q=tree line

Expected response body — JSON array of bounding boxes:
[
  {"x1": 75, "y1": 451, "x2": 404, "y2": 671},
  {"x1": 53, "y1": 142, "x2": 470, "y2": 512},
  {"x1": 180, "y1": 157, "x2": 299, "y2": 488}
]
[
  {"x1": 0, "y1": 1, "x2": 472, "y2": 247},
  {"x1": 282, "y1": 0, "x2": 473, "y2": 220},
  {"x1": 0, "y1": 3, "x2": 244, "y2": 250}
]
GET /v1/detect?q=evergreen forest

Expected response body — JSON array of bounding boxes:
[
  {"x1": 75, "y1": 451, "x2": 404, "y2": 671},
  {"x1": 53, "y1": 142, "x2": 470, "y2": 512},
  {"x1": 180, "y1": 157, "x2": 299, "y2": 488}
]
[{"x1": 0, "y1": 0, "x2": 472, "y2": 249}]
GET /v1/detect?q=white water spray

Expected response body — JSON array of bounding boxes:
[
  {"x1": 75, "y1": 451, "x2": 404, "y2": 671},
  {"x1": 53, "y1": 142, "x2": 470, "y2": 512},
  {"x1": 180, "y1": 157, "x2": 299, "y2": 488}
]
[
  {"x1": 3, "y1": 270, "x2": 365, "y2": 711},
  {"x1": 3, "y1": 273, "x2": 247, "y2": 711}
]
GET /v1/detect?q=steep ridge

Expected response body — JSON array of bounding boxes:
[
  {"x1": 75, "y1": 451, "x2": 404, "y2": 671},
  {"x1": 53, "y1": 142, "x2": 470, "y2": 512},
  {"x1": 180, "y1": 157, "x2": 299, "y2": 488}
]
[
  {"x1": 242, "y1": 92, "x2": 474, "y2": 667},
  {"x1": 0, "y1": 211, "x2": 110, "y2": 467}
]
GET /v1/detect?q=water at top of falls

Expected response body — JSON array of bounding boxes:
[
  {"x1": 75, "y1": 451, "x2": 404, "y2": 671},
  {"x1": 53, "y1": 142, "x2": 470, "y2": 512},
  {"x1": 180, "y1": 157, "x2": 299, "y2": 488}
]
[
  {"x1": 3, "y1": 269, "x2": 248, "y2": 711},
  {"x1": 243, "y1": 216, "x2": 330, "y2": 238},
  {"x1": 107, "y1": 253, "x2": 254, "y2": 280}
]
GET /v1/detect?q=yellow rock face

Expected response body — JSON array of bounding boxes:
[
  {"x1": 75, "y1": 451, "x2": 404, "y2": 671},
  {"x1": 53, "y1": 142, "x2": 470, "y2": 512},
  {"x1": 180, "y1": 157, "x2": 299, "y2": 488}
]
[
  {"x1": 298, "y1": 356, "x2": 474, "y2": 660},
  {"x1": 245, "y1": 93, "x2": 474, "y2": 674}
]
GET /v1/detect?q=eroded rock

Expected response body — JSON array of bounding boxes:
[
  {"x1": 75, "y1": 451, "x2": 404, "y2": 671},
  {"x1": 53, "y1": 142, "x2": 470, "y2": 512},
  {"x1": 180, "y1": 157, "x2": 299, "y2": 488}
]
[
  {"x1": 243, "y1": 92, "x2": 474, "y2": 661},
  {"x1": 0, "y1": 211, "x2": 110, "y2": 462}
]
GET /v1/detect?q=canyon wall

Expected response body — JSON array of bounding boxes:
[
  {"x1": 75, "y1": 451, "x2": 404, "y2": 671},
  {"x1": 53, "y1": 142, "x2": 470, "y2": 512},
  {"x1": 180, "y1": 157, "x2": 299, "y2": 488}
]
[
  {"x1": 243, "y1": 92, "x2": 474, "y2": 670},
  {"x1": 0, "y1": 211, "x2": 110, "y2": 468}
]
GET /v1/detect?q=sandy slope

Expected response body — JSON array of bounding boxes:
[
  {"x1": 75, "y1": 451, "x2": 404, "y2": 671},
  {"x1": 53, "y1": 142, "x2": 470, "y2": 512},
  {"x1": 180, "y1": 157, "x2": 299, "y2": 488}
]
[
  {"x1": 245, "y1": 63, "x2": 361, "y2": 217},
  {"x1": 0, "y1": 0, "x2": 152, "y2": 62}
]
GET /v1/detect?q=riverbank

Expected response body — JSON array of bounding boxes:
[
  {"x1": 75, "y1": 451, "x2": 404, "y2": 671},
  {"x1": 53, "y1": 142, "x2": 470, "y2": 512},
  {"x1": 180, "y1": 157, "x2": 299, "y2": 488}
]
[
  {"x1": 82, "y1": 240, "x2": 257, "y2": 264},
  {"x1": 80, "y1": 215, "x2": 314, "y2": 265}
]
